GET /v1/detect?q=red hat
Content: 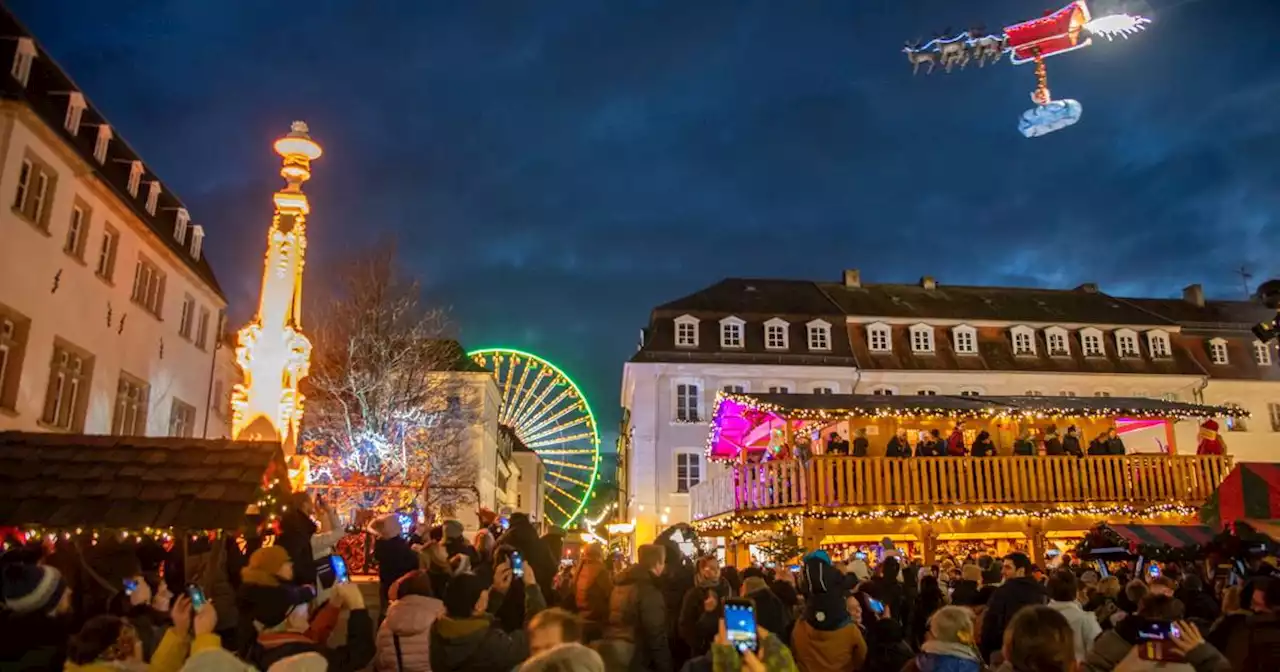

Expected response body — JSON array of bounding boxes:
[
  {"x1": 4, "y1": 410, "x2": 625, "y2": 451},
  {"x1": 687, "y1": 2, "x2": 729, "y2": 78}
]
[{"x1": 1201, "y1": 419, "x2": 1219, "y2": 432}]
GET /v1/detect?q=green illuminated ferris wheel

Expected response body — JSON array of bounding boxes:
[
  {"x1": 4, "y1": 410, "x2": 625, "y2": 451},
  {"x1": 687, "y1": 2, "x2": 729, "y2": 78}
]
[{"x1": 468, "y1": 348, "x2": 601, "y2": 528}]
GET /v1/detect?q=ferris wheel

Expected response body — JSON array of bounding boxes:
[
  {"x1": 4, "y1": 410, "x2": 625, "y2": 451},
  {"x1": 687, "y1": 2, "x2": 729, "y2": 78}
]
[{"x1": 468, "y1": 348, "x2": 601, "y2": 528}]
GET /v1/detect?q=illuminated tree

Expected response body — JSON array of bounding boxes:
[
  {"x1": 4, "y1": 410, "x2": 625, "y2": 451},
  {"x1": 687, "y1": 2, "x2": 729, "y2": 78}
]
[{"x1": 303, "y1": 244, "x2": 478, "y2": 517}]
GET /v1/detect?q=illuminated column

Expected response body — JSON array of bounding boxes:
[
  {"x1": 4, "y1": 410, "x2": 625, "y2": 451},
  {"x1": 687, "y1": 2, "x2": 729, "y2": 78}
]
[{"x1": 231, "y1": 121, "x2": 322, "y2": 457}]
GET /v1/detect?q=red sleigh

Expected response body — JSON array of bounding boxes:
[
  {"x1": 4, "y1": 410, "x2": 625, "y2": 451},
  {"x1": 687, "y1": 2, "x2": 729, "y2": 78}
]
[{"x1": 1004, "y1": 1, "x2": 1094, "y2": 65}]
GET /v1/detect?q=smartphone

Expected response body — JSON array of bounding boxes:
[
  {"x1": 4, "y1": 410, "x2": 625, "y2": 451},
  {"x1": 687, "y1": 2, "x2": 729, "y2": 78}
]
[
  {"x1": 1137, "y1": 619, "x2": 1182, "y2": 661},
  {"x1": 122, "y1": 578, "x2": 138, "y2": 595},
  {"x1": 1148, "y1": 563, "x2": 1161, "y2": 579},
  {"x1": 724, "y1": 598, "x2": 759, "y2": 654},
  {"x1": 186, "y1": 584, "x2": 207, "y2": 611},
  {"x1": 329, "y1": 555, "x2": 350, "y2": 584},
  {"x1": 867, "y1": 597, "x2": 886, "y2": 616},
  {"x1": 854, "y1": 551, "x2": 867, "y2": 560},
  {"x1": 509, "y1": 551, "x2": 525, "y2": 577}
]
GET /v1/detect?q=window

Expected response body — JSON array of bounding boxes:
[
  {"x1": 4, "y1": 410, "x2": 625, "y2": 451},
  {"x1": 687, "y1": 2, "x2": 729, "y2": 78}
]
[
  {"x1": 722, "y1": 384, "x2": 745, "y2": 394},
  {"x1": 1255, "y1": 341, "x2": 1273, "y2": 366},
  {"x1": 674, "y1": 315, "x2": 698, "y2": 348},
  {"x1": 0, "y1": 307, "x2": 30, "y2": 411},
  {"x1": 959, "y1": 389, "x2": 982, "y2": 397},
  {"x1": 95, "y1": 226, "x2": 119, "y2": 281},
  {"x1": 675, "y1": 383, "x2": 700, "y2": 422},
  {"x1": 211, "y1": 380, "x2": 225, "y2": 418},
  {"x1": 195, "y1": 308, "x2": 210, "y2": 350},
  {"x1": 1226, "y1": 411, "x2": 1248, "y2": 432},
  {"x1": 768, "y1": 385, "x2": 791, "y2": 393},
  {"x1": 807, "y1": 320, "x2": 831, "y2": 351},
  {"x1": 94, "y1": 124, "x2": 112, "y2": 164},
  {"x1": 1147, "y1": 330, "x2": 1172, "y2": 359},
  {"x1": 112, "y1": 374, "x2": 150, "y2": 436},
  {"x1": 1094, "y1": 391, "x2": 1112, "y2": 397},
  {"x1": 867, "y1": 323, "x2": 891, "y2": 353},
  {"x1": 131, "y1": 258, "x2": 166, "y2": 317},
  {"x1": 676, "y1": 453, "x2": 702, "y2": 493},
  {"x1": 190, "y1": 225, "x2": 204, "y2": 260},
  {"x1": 1060, "y1": 390, "x2": 1077, "y2": 397},
  {"x1": 42, "y1": 341, "x2": 92, "y2": 431},
  {"x1": 169, "y1": 399, "x2": 196, "y2": 438},
  {"x1": 916, "y1": 389, "x2": 937, "y2": 396},
  {"x1": 65, "y1": 92, "x2": 85, "y2": 135},
  {"x1": 174, "y1": 208, "x2": 190, "y2": 244},
  {"x1": 720, "y1": 317, "x2": 744, "y2": 348},
  {"x1": 871, "y1": 387, "x2": 894, "y2": 396},
  {"x1": 178, "y1": 295, "x2": 195, "y2": 340},
  {"x1": 127, "y1": 161, "x2": 143, "y2": 198},
  {"x1": 952, "y1": 326, "x2": 977, "y2": 354},
  {"x1": 145, "y1": 181, "x2": 161, "y2": 216},
  {"x1": 13, "y1": 155, "x2": 55, "y2": 230},
  {"x1": 909, "y1": 324, "x2": 934, "y2": 353},
  {"x1": 1011, "y1": 326, "x2": 1035, "y2": 356},
  {"x1": 1162, "y1": 392, "x2": 1180, "y2": 402},
  {"x1": 1081, "y1": 329, "x2": 1105, "y2": 357},
  {"x1": 1025, "y1": 390, "x2": 1044, "y2": 396},
  {"x1": 764, "y1": 318, "x2": 789, "y2": 350},
  {"x1": 1210, "y1": 339, "x2": 1229, "y2": 365},
  {"x1": 1046, "y1": 328, "x2": 1069, "y2": 356},
  {"x1": 813, "y1": 387, "x2": 834, "y2": 395},
  {"x1": 1116, "y1": 330, "x2": 1140, "y2": 358},
  {"x1": 10, "y1": 37, "x2": 34, "y2": 87},
  {"x1": 1270, "y1": 403, "x2": 1280, "y2": 432}
]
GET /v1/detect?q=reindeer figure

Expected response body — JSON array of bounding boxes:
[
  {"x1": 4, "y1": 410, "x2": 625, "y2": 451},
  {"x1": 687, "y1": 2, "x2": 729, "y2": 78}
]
[
  {"x1": 902, "y1": 41, "x2": 937, "y2": 75},
  {"x1": 969, "y1": 35, "x2": 1002, "y2": 67},
  {"x1": 934, "y1": 29, "x2": 969, "y2": 72}
]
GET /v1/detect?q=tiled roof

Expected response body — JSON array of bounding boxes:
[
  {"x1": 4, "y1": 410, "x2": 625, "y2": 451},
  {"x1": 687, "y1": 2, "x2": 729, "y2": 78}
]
[
  {"x1": 0, "y1": 432, "x2": 286, "y2": 530},
  {"x1": 656, "y1": 278, "x2": 844, "y2": 316},
  {"x1": 0, "y1": 6, "x2": 224, "y2": 298}
]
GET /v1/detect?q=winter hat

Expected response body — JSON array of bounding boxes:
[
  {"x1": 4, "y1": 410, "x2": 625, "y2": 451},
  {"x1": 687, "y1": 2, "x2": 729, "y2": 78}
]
[
  {"x1": 1201, "y1": 419, "x2": 1219, "y2": 433},
  {"x1": 807, "y1": 588, "x2": 849, "y2": 631},
  {"x1": 443, "y1": 572, "x2": 486, "y2": 617},
  {"x1": 266, "y1": 652, "x2": 328, "y2": 672},
  {"x1": 242, "y1": 546, "x2": 291, "y2": 586},
  {"x1": 182, "y1": 646, "x2": 258, "y2": 672},
  {"x1": 742, "y1": 577, "x2": 769, "y2": 595},
  {"x1": 1, "y1": 563, "x2": 66, "y2": 615},
  {"x1": 443, "y1": 520, "x2": 464, "y2": 540},
  {"x1": 520, "y1": 643, "x2": 605, "y2": 672},
  {"x1": 803, "y1": 554, "x2": 840, "y2": 595}
]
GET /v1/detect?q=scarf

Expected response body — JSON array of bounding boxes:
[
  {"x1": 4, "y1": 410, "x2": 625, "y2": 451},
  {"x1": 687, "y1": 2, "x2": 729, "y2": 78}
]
[{"x1": 921, "y1": 639, "x2": 981, "y2": 662}]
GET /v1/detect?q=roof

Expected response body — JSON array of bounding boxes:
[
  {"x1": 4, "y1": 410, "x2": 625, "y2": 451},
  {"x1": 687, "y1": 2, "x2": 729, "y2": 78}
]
[
  {"x1": 0, "y1": 6, "x2": 224, "y2": 298},
  {"x1": 0, "y1": 432, "x2": 287, "y2": 530},
  {"x1": 1120, "y1": 298, "x2": 1274, "y2": 330},
  {"x1": 657, "y1": 278, "x2": 844, "y2": 316}
]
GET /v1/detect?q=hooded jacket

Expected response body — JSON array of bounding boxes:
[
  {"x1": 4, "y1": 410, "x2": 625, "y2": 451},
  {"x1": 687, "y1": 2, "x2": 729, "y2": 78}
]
[
  {"x1": 598, "y1": 564, "x2": 671, "y2": 672},
  {"x1": 1049, "y1": 599, "x2": 1101, "y2": 661},
  {"x1": 374, "y1": 595, "x2": 445, "y2": 672},
  {"x1": 428, "y1": 582, "x2": 546, "y2": 672},
  {"x1": 790, "y1": 618, "x2": 866, "y2": 672},
  {"x1": 678, "y1": 577, "x2": 731, "y2": 657},
  {"x1": 275, "y1": 509, "x2": 319, "y2": 586},
  {"x1": 979, "y1": 576, "x2": 1046, "y2": 660}
]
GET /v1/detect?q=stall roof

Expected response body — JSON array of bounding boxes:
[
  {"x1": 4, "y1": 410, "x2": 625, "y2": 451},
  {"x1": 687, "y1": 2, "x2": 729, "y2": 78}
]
[{"x1": 0, "y1": 432, "x2": 288, "y2": 531}]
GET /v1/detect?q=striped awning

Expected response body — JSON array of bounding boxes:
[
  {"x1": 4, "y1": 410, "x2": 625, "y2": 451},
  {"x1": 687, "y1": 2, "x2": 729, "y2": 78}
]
[{"x1": 1107, "y1": 524, "x2": 1215, "y2": 549}]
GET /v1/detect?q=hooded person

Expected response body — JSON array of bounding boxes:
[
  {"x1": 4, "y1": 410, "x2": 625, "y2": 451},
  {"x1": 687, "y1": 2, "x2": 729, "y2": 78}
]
[
  {"x1": 0, "y1": 562, "x2": 74, "y2": 669},
  {"x1": 368, "y1": 515, "x2": 422, "y2": 618},
  {"x1": 951, "y1": 564, "x2": 982, "y2": 607},
  {"x1": 742, "y1": 576, "x2": 791, "y2": 640},
  {"x1": 275, "y1": 493, "x2": 322, "y2": 587},
  {"x1": 373, "y1": 571, "x2": 445, "y2": 672},
  {"x1": 498, "y1": 514, "x2": 557, "y2": 603},
  {"x1": 247, "y1": 581, "x2": 373, "y2": 672},
  {"x1": 429, "y1": 561, "x2": 547, "y2": 672},
  {"x1": 792, "y1": 551, "x2": 867, "y2": 672}
]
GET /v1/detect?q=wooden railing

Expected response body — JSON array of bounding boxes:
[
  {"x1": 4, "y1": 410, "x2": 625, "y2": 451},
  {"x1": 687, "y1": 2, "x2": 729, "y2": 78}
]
[{"x1": 689, "y1": 455, "x2": 1232, "y2": 520}]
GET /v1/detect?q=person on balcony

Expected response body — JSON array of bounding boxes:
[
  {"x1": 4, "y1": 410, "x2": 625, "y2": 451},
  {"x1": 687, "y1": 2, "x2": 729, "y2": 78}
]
[
  {"x1": 828, "y1": 431, "x2": 852, "y2": 456},
  {"x1": 947, "y1": 422, "x2": 967, "y2": 456},
  {"x1": 885, "y1": 429, "x2": 911, "y2": 458},
  {"x1": 1087, "y1": 431, "x2": 1109, "y2": 456},
  {"x1": 1063, "y1": 426, "x2": 1084, "y2": 457},
  {"x1": 971, "y1": 431, "x2": 996, "y2": 457},
  {"x1": 1105, "y1": 427, "x2": 1128, "y2": 456},
  {"x1": 1043, "y1": 426, "x2": 1065, "y2": 456},
  {"x1": 1013, "y1": 429, "x2": 1037, "y2": 456}
]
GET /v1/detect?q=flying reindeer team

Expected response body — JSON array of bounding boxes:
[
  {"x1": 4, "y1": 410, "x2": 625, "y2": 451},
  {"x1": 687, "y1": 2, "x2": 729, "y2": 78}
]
[{"x1": 902, "y1": 29, "x2": 1010, "y2": 74}]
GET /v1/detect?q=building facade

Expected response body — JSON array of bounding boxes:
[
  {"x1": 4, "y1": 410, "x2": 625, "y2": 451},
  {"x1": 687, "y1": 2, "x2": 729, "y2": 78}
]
[
  {"x1": 621, "y1": 270, "x2": 1280, "y2": 544},
  {"x1": 0, "y1": 8, "x2": 231, "y2": 439}
]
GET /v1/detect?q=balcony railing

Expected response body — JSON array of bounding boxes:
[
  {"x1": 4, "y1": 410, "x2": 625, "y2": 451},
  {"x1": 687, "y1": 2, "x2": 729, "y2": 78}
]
[{"x1": 690, "y1": 455, "x2": 1233, "y2": 521}]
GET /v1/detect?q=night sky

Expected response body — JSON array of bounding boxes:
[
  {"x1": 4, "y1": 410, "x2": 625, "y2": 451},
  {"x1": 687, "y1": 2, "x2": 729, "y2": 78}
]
[{"x1": 15, "y1": 0, "x2": 1280, "y2": 443}]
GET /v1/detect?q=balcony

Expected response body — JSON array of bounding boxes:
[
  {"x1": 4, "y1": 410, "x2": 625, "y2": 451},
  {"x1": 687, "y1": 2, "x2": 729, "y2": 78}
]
[{"x1": 691, "y1": 455, "x2": 1233, "y2": 522}]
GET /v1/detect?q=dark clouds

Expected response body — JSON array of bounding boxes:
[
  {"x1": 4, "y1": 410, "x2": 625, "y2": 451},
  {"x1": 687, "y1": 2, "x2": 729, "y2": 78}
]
[{"x1": 15, "y1": 0, "x2": 1280, "y2": 437}]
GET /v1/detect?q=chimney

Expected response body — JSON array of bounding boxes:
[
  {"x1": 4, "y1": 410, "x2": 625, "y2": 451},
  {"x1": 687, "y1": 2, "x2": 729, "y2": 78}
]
[
  {"x1": 842, "y1": 269, "x2": 861, "y2": 288},
  {"x1": 1076, "y1": 283, "x2": 1099, "y2": 293},
  {"x1": 921, "y1": 276, "x2": 937, "y2": 290},
  {"x1": 1183, "y1": 283, "x2": 1205, "y2": 307}
]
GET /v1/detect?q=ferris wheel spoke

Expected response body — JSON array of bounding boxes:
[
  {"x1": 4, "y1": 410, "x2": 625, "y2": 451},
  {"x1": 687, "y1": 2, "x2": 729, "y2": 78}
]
[
  {"x1": 501, "y1": 361, "x2": 537, "y2": 426},
  {"x1": 548, "y1": 471, "x2": 591, "y2": 489},
  {"x1": 522, "y1": 408, "x2": 591, "y2": 444},
  {"x1": 498, "y1": 357, "x2": 517, "y2": 422},
  {"x1": 546, "y1": 480, "x2": 580, "y2": 502},
  {"x1": 509, "y1": 373, "x2": 558, "y2": 434},
  {"x1": 518, "y1": 387, "x2": 576, "y2": 430},
  {"x1": 506, "y1": 369, "x2": 546, "y2": 427},
  {"x1": 545, "y1": 493, "x2": 573, "y2": 519},
  {"x1": 534, "y1": 448, "x2": 596, "y2": 455},
  {"x1": 540, "y1": 458, "x2": 596, "y2": 471},
  {"x1": 529, "y1": 431, "x2": 596, "y2": 449}
]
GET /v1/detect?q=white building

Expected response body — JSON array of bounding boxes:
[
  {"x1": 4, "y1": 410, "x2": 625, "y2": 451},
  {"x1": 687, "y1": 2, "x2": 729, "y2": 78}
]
[
  {"x1": 621, "y1": 270, "x2": 1280, "y2": 545},
  {"x1": 0, "y1": 8, "x2": 232, "y2": 439}
]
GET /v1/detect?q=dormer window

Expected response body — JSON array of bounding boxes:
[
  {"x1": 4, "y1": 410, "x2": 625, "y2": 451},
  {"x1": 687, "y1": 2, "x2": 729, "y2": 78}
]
[
  {"x1": 674, "y1": 315, "x2": 699, "y2": 348},
  {"x1": 1081, "y1": 327, "x2": 1105, "y2": 357},
  {"x1": 190, "y1": 225, "x2": 204, "y2": 261},
  {"x1": 10, "y1": 38, "x2": 35, "y2": 88},
  {"x1": 806, "y1": 319, "x2": 831, "y2": 351},
  {"x1": 145, "y1": 181, "x2": 161, "y2": 216},
  {"x1": 1046, "y1": 327, "x2": 1069, "y2": 356},
  {"x1": 764, "y1": 318, "x2": 789, "y2": 350},
  {"x1": 64, "y1": 92, "x2": 85, "y2": 136},
  {"x1": 867, "y1": 323, "x2": 891, "y2": 353},
  {"x1": 909, "y1": 323, "x2": 934, "y2": 353},
  {"x1": 719, "y1": 316, "x2": 744, "y2": 348},
  {"x1": 1115, "y1": 328, "x2": 1140, "y2": 358},
  {"x1": 952, "y1": 325, "x2": 977, "y2": 354},
  {"x1": 1147, "y1": 330, "x2": 1172, "y2": 359},
  {"x1": 127, "y1": 161, "x2": 143, "y2": 197},
  {"x1": 174, "y1": 208, "x2": 190, "y2": 244},
  {"x1": 1255, "y1": 341, "x2": 1273, "y2": 366},
  {"x1": 1209, "y1": 338, "x2": 1229, "y2": 365},
  {"x1": 1010, "y1": 326, "x2": 1036, "y2": 356},
  {"x1": 94, "y1": 125, "x2": 112, "y2": 164}
]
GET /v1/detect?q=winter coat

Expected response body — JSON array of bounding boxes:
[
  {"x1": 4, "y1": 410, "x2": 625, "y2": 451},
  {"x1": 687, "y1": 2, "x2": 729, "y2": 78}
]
[
  {"x1": 971, "y1": 436, "x2": 996, "y2": 457},
  {"x1": 275, "y1": 508, "x2": 320, "y2": 586},
  {"x1": 1049, "y1": 599, "x2": 1101, "y2": 661},
  {"x1": 851, "y1": 437, "x2": 867, "y2": 457},
  {"x1": 886, "y1": 436, "x2": 910, "y2": 458},
  {"x1": 1013, "y1": 439, "x2": 1036, "y2": 456},
  {"x1": 681, "y1": 633, "x2": 798, "y2": 672},
  {"x1": 790, "y1": 619, "x2": 866, "y2": 672},
  {"x1": 864, "y1": 618, "x2": 914, "y2": 672},
  {"x1": 1082, "y1": 628, "x2": 1230, "y2": 672},
  {"x1": 1088, "y1": 439, "x2": 1108, "y2": 456},
  {"x1": 747, "y1": 586, "x2": 792, "y2": 640},
  {"x1": 1225, "y1": 611, "x2": 1280, "y2": 671},
  {"x1": 0, "y1": 609, "x2": 71, "y2": 670},
  {"x1": 902, "y1": 640, "x2": 983, "y2": 672},
  {"x1": 1044, "y1": 436, "x2": 1065, "y2": 456},
  {"x1": 249, "y1": 608, "x2": 374, "y2": 672},
  {"x1": 574, "y1": 558, "x2": 613, "y2": 639},
  {"x1": 678, "y1": 579, "x2": 731, "y2": 657},
  {"x1": 979, "y1": 576, "x2": 1046, "y2": 660},
  {"x1": 870, "y1": 570, "x2": 907, "y2": 628},
  {"x1": 598, "y1": 565, "x2": 672, "y2": 672},
  {"x1": 428, "y1": 583, "x2": 546, "y2": 672},
  {"x1": 498, "y1": 518, "x2": 556, "y2": 603},
  {"x1": 1107, "y1": 436, "x2": 1127, "y2": 455},
  {"x1": 951, "y1": 579, "x2": 981, "y2": 607},
  {"x1": 374, "y1": 595, "x2": 445, "y2": 672},
  {"x1": 1063, "y1": 435, "x2": 1084, "y2": 457},
  {"x1": 947, "y1": 430, "x2": 966, "y2": 456},
  {"x1": 374, "y1": 536, "x2": 423, "y2": 614}
]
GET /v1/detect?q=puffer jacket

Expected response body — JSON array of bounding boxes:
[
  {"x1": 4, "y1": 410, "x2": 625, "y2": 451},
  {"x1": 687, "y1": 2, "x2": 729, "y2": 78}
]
[
  {"x1": 574, "y1": 558, "x2": 612, "y2": 639},
  {"x1": 375, "y1": 595, "x2": 446, "y2": 672},
  {"x1": 428, "y1": 584, "x2": 546, "y2": 672},
  {"x1": 597, "y1": 565, "x2": 671, "y2": 672},
  {"x1": 790, "y1": 619, "x2": 866, "y2": 672}
]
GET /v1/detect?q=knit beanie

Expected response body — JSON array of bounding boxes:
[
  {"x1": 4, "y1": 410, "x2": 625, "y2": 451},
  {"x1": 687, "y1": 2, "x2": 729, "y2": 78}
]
[
  {"x1": 181, "y1": 646, "x2": 257, "y2": 672},
  {"x1": 442, "y1": 572, "x2": 486, "y2": 617},
  {"x1": 247, "y1": 583, "x2": 311, "y2": 628},
  {"x1": 242, "y1": 546, "x2": 291, "y2": 586},
  {"x1": 443, "y1": 520, "x2": 464, "y2": 541},
  {"x1": 742, "y1": 577, "x2": 769, "y2": 595},
  {"x1": 1, "y1": 563, "x2": 67, "y2": 615}
]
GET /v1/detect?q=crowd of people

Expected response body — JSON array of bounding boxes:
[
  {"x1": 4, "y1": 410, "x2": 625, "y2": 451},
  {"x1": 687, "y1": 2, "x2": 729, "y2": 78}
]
[
  {"x1": 814, "y1": 421, "x2": 1128, "y2": 460},
  {"x1": 4, "y1": 494, "x2": 1280, "y2": 672}
]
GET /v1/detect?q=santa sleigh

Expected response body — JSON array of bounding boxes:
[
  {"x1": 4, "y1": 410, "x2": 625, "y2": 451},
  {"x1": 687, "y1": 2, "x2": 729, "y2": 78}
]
[{"x1": 1004, "y1": 1, "x2": 1094, "y2": 65}]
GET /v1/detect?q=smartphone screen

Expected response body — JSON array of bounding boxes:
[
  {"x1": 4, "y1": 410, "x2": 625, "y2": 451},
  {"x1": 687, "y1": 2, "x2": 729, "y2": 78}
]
[
  {"x1": 854, "y1": 552, "x2": 867, "y2": 560},
  {"x1": 122, "y1": 578, "x2": 138, "y2": 595},
  {"x1": 724, "y1": 599, "x2": 758, "y2": 654},
  {"x1": 511, "y1": 551, "x2": 524, "y2": 577},
  {"x1": 1148, "y1": 563, "x2": 1161, "y2": 579},
  {"x1": 329, "y1": 555, "x2": 350, "y2": 584},
  {"x1": 1137, "y1": 619, "x2": 1181, "y2": 661},
  {"x1": 867, "y1": 597, "x2": 885, "y2": 615},
  {"x1": 186, "y1": 585, "x2": 207, "y2": 611}
]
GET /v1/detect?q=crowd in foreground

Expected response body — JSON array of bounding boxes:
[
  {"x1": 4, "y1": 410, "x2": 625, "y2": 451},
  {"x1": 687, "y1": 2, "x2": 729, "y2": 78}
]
[{"x1": 2, "y1": 496, "x2": 1280, "y2": 672}]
